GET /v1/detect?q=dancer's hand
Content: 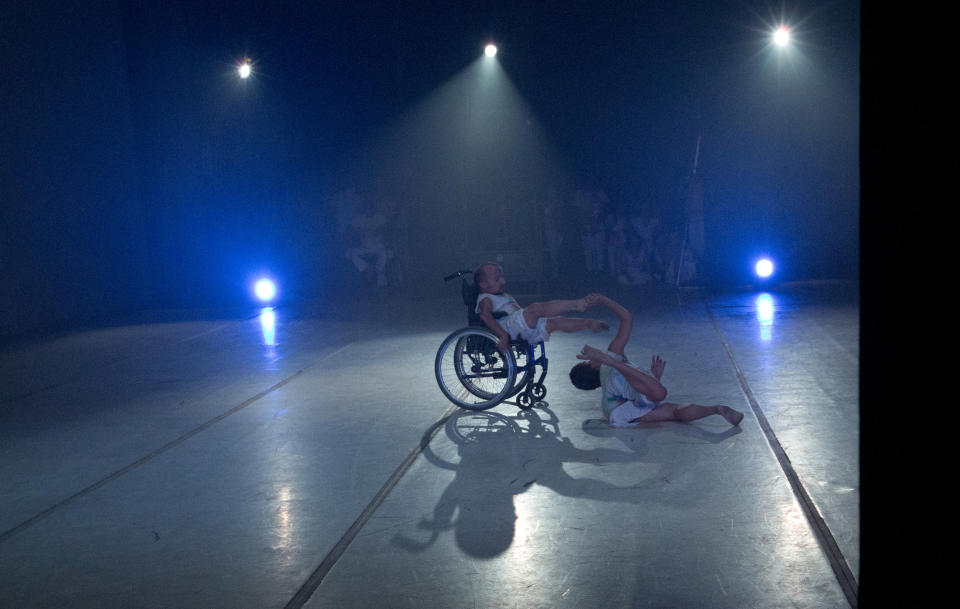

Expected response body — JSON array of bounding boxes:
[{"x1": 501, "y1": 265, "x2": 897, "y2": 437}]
[
  {"x1": 577, "y1": 344, "x2": 608, "y2": 364},
  {"x1": 584, "y1": 293, "x2": 604, "y2": 308},
  {"x1": 651, "y1": 355, "x2": 666, "y2": 380}
]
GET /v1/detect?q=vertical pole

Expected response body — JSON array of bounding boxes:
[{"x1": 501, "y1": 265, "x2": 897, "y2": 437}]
[
  {"x1": 679, "y1": 134, "x2": 703, "y2": 288},
  {"x1": 693, "y1": 134, "x2": 701, "y2": 175}
]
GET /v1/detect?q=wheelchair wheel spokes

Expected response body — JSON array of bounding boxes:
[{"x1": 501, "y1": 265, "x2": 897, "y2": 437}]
[
  {"x1": 505, "y1": 342, "x2": 533, "y2": 399},
  {"x1": 451, "y1": 334, "x2": 513, "y2": 401},
  {"x1": 435, "y1": 328, "x2": 516, "y2": 410}
]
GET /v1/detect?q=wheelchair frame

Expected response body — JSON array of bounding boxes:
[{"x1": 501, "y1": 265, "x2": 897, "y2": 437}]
[{"x1": 434, "y1": 270, "x2": 549, "y2": 411}]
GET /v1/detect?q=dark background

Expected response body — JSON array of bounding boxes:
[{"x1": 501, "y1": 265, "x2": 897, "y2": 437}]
[
  {"x1": 2, "y1": 0, "x2": 859, "y2": 337},
  {"x1": 3, "y1": 2, "x2": 957, "y2": 604}
]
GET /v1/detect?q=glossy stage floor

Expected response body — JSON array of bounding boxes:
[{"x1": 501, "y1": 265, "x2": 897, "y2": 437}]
[{"x1": 0, "y1": 280, "x2": 859, "y2": 609}]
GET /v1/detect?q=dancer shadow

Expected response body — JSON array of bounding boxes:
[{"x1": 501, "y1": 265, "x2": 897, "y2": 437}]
[
  {"x1": 393, "y1": 406, "x2": 707, "y2": 558},
  {"x1": 581, "y1": 415, "x2": 742, "y2": 454}
]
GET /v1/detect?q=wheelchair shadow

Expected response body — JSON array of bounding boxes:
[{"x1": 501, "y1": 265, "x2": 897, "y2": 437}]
[{"x1": 392, "y1": 406, "x2": 736, "y2": 559}]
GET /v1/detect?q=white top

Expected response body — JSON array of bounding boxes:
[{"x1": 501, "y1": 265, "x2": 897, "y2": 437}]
[
  {"x1": 475, "y1": 292, "x2": 522, "y2": 315},
  {"x1": 599, "y1": 351, "x2": 658, "y2": 417}
]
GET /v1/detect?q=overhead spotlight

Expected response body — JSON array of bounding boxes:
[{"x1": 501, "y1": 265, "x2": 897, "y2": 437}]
[
  {"x1": 484, "y1": 44, "x2": 498, "y2": 58},
  {"x1": 773, "y1": 26, "x2": 790, "y2": 47}
]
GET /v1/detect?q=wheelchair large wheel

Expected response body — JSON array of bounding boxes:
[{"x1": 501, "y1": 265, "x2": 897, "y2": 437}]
[
  {"x1": 505, "y1": 342, "x2": 534, "y2": 399},
  {"x1": 435, "y1": 327, "x2": 517, "y2": 410}
]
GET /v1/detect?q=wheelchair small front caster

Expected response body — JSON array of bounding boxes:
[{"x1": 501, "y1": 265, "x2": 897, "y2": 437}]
[
  {"x1": 532, "y1": 383, "x2": 547, "y2": 401},
  {"x1": 517, "y1": 392, "x2": 534, "y2": 409}
]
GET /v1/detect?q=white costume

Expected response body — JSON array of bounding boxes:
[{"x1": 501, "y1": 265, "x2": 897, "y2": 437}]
[
  {"x1": 475, "y1": 292, "x2": 550, "y2": 344},
  {"x1": 599, "y1": 351, "x2": 661, "y2": 425}
]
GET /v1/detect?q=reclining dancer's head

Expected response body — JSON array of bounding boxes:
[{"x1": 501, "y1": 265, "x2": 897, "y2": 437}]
[
  {"x1": 474, "y1": 262, "x2": 505, "y2": 294},
  {"x1": 569, "y1": 361, "x2": 602, "y2": 390}
]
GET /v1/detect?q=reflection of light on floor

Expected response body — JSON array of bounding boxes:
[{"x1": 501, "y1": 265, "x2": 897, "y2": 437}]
[
  {"x1": 755, "y1": 293, "x2": 774, "y2": 342},
  {"x1": 505, "y1": 491, "x2": 542, "y2": 567},
  {"x1": 781, "y1": 503, "x2": 806, "y2": 534},
  {"x1": 274, "y1": 485, "x2": 293, "y2": 550},
  {"x1": 513, "y1": 493, "x2": 541, "y2": 542},
  {"x1": 260, "y1": 307, "x2": 276, "y2": 346},
  {"x1": 776, "y1": 503, "x2": 812, "y2": 569},
  {"x1": 816, "y1": 479, "x2": 856, "y2": 494}
]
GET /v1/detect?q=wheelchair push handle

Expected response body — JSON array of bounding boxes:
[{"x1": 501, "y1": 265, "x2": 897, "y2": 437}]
[{"x1": 443, "y1": 270, "x2": 474, "y2": 283}]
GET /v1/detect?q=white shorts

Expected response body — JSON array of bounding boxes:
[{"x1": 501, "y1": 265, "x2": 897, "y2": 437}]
[
  {"x1": 499, "y1": 308, "x2": 549, "y2": 344},
  {"x1": 608, "y1": 397, "x2": 660, "y2": 426}
]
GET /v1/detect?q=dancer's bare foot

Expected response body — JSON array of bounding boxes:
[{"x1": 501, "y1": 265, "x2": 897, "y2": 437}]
[
  {"x1": 589, "y1": 320, "x2": 610, "y2": 332},
  {"x1": 717, "y1": 405, "x2": 744, "y2": 426}
]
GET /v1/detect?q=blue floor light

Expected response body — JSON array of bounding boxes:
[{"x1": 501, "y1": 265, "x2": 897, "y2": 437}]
[
  {"x1": 755, "y1": 258, "x2": 775, "y2": 279},
  {"x1": 254, "y1": 277, "x2": 277, "y2": 303}
]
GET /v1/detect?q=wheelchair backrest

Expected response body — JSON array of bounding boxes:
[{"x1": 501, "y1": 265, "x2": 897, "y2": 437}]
[{"x1": 461, "y1": 276, "x2": 479, "y2": 309}]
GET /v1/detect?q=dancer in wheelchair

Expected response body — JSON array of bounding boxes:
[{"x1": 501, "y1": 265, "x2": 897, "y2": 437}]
[{"x1": 473, "y1": 262, "x2": 609, "y2": 353}]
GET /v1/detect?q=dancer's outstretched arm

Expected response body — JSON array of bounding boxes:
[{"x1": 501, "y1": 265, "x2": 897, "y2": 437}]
[
  {"x1": 592, "y1": 294, "x2": 633, "y2": 356},
  {"x1": 577, "y1": 345, "x2": 667, "y2": 402}
]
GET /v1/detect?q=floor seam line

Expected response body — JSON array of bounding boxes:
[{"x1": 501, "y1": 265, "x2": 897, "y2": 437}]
[
  {"x1": 704, "y1": 299, "x2": 859, "y2": 609},
  {"x1": 0, "y1": 342, "x2": 355, "y2": 544},
  {"x1": 283, "y1": 403, "x2": 459, "y2": 609}
]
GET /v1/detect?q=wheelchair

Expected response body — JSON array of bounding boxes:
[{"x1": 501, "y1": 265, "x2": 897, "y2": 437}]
[{"x1": 434, "y1": 270, "x2": 548, "y2": 411}]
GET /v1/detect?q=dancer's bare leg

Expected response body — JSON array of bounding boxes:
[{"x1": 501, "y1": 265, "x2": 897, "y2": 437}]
[
  {"x1": 545, "y1": 317, "x2": 609, "y2": 335},
  {"x1": 634, "y1": 402, "x2": 744, "y2": 426},
  {"x1": 522, "y1": 298, "x2": 589, "y2": 327}
]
